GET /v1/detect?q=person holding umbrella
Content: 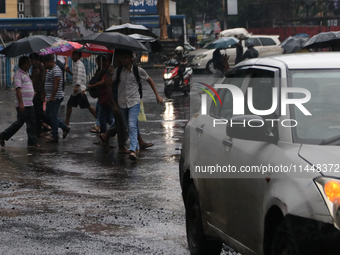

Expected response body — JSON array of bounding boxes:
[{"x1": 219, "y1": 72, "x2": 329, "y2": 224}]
[
  {"x1": 235, "y1": 39, "x2": 243, "y2": 65},
  {"x1": 29, "y1": 53, "x2": 51, "y2": 137},
  {"x1": 111, "y1": 49, "x2": 163, "y2": 160},
  {"x1": 0, "y1": 56, "x2": 39, "y2": 147}
]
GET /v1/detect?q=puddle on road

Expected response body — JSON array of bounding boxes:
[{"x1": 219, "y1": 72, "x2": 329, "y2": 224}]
[
  {"x1": 77, "y1": 223, "x2": 133, "y2": 236},
  {"x1": 0, "y1": 207, "x2": 24, "y2": 217}
]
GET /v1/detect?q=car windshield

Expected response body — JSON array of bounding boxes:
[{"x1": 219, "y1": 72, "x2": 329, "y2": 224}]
[{"x1": 290, "y1": 69, "x2": 340, "y2": 145}]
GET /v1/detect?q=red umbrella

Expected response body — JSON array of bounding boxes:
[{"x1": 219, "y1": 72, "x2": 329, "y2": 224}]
[
  {"x1": 85, "y1": 43, "x2": 114, "y2": 53},
  {"x1": 58, "y1": 0, "x2": 66, "y2": 4}
]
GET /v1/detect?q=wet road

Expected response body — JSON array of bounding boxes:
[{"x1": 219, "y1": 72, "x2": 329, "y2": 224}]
[{"x1": 0, "y1": 69, "x2": 212, "y2": 254}]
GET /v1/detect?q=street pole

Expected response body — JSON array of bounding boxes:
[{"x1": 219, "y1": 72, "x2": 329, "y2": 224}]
[{"x1": 223, "y1": 0, "x2": 227, "y2": 29}]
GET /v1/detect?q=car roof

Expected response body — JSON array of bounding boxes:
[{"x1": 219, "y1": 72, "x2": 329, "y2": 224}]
[
  {"x1": 243, "y1": 52, "x2": 340, "y2": 69},
  {"x1": 251, "y1": 35, "x2": 279, "y2": 38}
]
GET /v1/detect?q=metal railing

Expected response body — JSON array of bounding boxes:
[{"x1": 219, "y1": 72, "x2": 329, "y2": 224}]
[{"x1": 0, "y1": 55, "x2": 98, "y2": 88}]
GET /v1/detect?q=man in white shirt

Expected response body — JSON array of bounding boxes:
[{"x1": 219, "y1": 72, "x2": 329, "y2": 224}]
[
  {"x1": 111, "y1": 49, "x2": 163, "y2": 160},
  {"x1": 65, "y1": 51, "x2": 96, "y2": 126}
]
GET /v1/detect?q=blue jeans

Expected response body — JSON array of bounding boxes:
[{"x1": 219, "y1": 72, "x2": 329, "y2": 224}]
[
  {"x1": 46, "y1": 98, "x2": 68, "y2": 140},
  {"x1": 120, "y1": 103, "x2": 140, "y2": 152}
]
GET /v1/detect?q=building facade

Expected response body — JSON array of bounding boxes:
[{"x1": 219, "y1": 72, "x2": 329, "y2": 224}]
[{"x1": 0, "y1": 0, "x2": 18, "y2": 18}]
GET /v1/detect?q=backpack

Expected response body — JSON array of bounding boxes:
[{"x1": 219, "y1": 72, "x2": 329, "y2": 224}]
[
  {"x1": 112, "y1": 65, "x2": 143, "y2": 102},
  {"x1": 249, "y1": 48, "x2": 259, "y2": 58},
  {"x1": 213, "y1": 49, "x2": 226, "y2": 71},
  {"x1": 88, "y1": 69, "x2": 106, "y2": 98}
]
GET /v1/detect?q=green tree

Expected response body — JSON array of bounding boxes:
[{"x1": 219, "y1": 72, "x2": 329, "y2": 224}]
[{"x1": 175, "y1": 0, "x2": 204, "y2": 28}]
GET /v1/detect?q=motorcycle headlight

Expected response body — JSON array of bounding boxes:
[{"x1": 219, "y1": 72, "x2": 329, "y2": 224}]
[
  {"x1": 163, "y1": 73, "x2": 172, "y2": 79},
  {"x1": 194, "y1": 54, "x2": 207, "y2": 60},
  {"x1": 314, "y1": 177, "x2": 340, "y2": 230}
]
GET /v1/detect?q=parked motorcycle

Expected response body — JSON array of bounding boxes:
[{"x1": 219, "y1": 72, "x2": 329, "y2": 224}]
[{"x1": 163, "y1": 58, "x2": 193, "y2": 98}]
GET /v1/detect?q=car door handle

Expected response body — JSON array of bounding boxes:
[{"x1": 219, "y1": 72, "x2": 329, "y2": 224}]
[
  {"x1": 196, "y1": 127, "x2": 204, "y2": 133},
  {"x1": 222, "y1": 139, "x2": 233, "y2": 147}
]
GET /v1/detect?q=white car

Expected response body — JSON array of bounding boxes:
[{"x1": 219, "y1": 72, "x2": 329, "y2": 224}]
[
  {"x1": 180, "y1": 52, "x2": 340, "y2": 255},
  {"x1": 188, "y1": 35, "x2": 283, "y2": 73}
]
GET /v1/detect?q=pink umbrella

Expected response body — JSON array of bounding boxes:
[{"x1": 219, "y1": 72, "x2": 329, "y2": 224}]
[
  {"x1": 39, "y1": 40, "x2": 83, "y2": 55},
  {"x1": 55, "y1": 42, "x2": 91, "y2": 57}
]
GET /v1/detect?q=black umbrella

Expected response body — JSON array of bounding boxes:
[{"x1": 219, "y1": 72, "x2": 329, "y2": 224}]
[
  {"x1": 280, "y1": 36, "x2": 310, "y2": 53},
  {"x1": 78, "y1": 32, "x2": 149, "y2": 52},
  {"x1": 128, "y1": 34, "x2": 163, "y2": 52},
  {"x1": 303, "y1": 31, "x2": 340, "y2": 49},
  {"x1": 105, "y1": 23, "x2": 157, "y2": 39},
  {"x1": 0, "y1": 35, "x2": 56, "y2": 57}
]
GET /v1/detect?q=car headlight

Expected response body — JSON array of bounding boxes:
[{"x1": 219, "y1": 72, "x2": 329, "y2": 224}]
[
  {"x1": 194, "y1": 54, "x2": 207, "y2": 60},
  {"x1": 163, "y1": 73, "x2": 172, "y2": 79},
  {"x1": 314, "y1": 177, "x2": 340, "y2": 230}
]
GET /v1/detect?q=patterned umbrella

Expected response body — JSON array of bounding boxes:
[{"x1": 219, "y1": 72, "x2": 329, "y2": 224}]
[{"x1": 39, "y1": 39, "x2": 83, "y2": 55}]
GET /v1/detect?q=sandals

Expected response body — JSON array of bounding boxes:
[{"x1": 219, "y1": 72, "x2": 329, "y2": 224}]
[
  {"x1": 63, "y1": 126, "x2": 71, "y2": 139},
  {"x1": 129, "y1": 151, "x2": 137, "y2": 160},
  {"x1": 100, "y1": 133, "x2": 115, "y2": 148},
  {"x1": 42, "y1": 123, "x2": 52, "y2": 132},
  {"x1": 90, "y1": 126, "x2": 100, "y2": 133},
  {"x1": 118, "y1": 147, "x2": 130, "y2": 154},
  {"x1": 46, "y1": 137, "x2": 58, "y2": 143}
]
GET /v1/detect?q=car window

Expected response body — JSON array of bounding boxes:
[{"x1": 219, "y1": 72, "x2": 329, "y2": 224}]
[
  {"x1": 209, "y1": 69, "x2": 247, "y2": 118},
  {"x1": 247, "y1": 37, "x2": 262, "y2": 47},
  {"x1": 259, "y1": 37, "x2": 276, "y2": 46},
  {"x1": 244, "y1": 70, "x2": 277, "y2": 133},
  {"x1": 290, "y1": 69, "x2": 340, "y2": 144}
]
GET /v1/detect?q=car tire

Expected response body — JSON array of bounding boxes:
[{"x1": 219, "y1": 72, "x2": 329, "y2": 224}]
[
  {"x1": 271, "y1": 220, "x2": 298, "y2": 255},
  {"x1": 206, "y1": 60, "x2": 214, "y2": 73},
  {"x1": 185, "y1": 184, "x2": 222, "y2": 255}
]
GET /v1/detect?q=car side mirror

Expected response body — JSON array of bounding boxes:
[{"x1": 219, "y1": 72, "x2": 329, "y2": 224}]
[{"x1": 227, "y1": 115, "x2": 278, "y2": 144}]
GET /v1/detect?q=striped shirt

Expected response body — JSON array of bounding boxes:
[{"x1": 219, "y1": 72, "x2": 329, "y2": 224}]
[
  {"x1": 71, "y1": 60, "x2": 86, "y2": 95},
  {"x1": 45, "y1": 64, "x2": 64, "y2": 100},
  {"x1": 13, "y1": 68, "x2": 34, "y2": 107}
]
